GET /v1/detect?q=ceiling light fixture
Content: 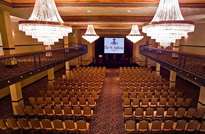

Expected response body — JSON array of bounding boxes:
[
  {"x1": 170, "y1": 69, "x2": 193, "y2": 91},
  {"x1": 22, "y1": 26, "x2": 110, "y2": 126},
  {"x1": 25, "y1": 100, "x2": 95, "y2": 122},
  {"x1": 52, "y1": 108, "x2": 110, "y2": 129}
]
[
  {"x1": 126, "y1": 25, "x2": 143, "y2": 43},
  {"x1": 18, "y1": 0, "x2": 72, "y2": 46},
  {"x1": 142, "y1": 0, "x2": 194, "y2": 48},
  {"x1": 82, "y1": 25, "x2": 99, "y2": 43}
]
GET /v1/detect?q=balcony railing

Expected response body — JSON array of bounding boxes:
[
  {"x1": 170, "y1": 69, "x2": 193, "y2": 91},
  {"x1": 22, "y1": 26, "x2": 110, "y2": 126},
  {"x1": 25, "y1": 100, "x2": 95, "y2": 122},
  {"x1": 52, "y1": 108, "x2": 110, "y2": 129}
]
[
  {"x1": 0, "y1": 45, "x2": 87, "y2": 89},
  {"x1": 140, "y1": 45, "x2": 205, "y2": 86}
]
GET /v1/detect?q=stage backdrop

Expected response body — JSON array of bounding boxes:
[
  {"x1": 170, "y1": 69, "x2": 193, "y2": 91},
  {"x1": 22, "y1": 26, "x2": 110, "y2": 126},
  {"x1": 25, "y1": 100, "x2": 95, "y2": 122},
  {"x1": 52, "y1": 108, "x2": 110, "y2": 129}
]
[{"x1": 95, "y1": 37, "x2": 133, "y2": 63}]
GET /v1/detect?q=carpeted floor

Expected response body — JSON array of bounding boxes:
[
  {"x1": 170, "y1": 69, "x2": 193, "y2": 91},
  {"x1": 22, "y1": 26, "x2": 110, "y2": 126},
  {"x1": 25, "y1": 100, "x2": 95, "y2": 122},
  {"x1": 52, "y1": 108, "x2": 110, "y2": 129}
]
[
  {"x1": 0, "y1": 67, "x2": 201, "y2": 134},
  {"x1": 89, "y1": 69, "x2": 125, "y2": 134}
]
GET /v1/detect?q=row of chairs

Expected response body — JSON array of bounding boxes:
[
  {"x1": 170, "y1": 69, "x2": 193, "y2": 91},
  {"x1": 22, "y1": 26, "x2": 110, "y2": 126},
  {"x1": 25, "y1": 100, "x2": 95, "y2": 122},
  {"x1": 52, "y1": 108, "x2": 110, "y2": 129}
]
[
  {"x1": 125, "y1": 119, "x2": 205, "y2": 133},
  {"x1": 123, "y1": 107, "x2": 205, "y2": 121},
  {"x1": 121, "y1": 85, "x2": 172, "y2": 93},
  {"x1": 122, "y1": 91, "x2": 184, "y2": 100},
  {"x1": 0, "y1": 118, "x2": 89, "y2": 134},
  {"x1": 16, "y1": 105, "x2": 94, "y2": 121},
  {"x1": 39, "y1": 90, "x2": 100, "y2": 99},
  {"x1": 122, "y1": 98, "x2": 192, "y2": 109},
  {"x1": 28, "y1": 97, "x2": 97, "y2": 109}
]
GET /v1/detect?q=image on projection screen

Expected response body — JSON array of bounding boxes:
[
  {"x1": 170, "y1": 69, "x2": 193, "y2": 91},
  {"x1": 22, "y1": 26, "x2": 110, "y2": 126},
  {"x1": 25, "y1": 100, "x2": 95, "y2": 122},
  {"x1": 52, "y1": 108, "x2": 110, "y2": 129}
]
[{"x1": 104, "y1": 38, "x2": 124, "y2": 54}]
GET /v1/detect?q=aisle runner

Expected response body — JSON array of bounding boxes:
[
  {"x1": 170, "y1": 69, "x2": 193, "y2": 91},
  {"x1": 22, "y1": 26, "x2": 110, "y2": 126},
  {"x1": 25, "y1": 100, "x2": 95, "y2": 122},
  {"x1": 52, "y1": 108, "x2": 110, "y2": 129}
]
[{"x1": 90, "y1": 69, "x2": 125, "y2": 134}]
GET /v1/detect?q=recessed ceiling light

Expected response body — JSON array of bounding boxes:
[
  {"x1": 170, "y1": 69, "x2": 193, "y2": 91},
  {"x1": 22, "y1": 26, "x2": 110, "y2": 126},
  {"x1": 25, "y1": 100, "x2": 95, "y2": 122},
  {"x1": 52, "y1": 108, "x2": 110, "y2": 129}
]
[
  {"x1": 127, "y1": 10, "x2": 131, "y2": 13},
  {"x1": 87, "y1": 10, "x2": 91, "y2": 13}
]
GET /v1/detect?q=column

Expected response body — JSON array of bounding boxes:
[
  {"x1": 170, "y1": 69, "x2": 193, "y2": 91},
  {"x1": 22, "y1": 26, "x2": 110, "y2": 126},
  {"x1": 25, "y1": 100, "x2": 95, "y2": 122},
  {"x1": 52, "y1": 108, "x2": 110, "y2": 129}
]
[
  {"x1": 0, "y1": 11, "x2": 15, "y2": 55},
  {"x1": 156, "y1": 63, "x2": 160, "y2": 76},
  {"x1": 169, "y1": 70, "x2": 176, "y2": 89},
  {"x1": 74, "y1": 30, "x2": 82, "y2": 67},
  {"x1": 198, "y1": 86, "x2": 205, "y2": 108},
  {"x1": 169, "y1": 41, "x2": 179, "y2": 89},
  {"x1": 155, "y1": 44, "x2": 161, "y2": 75},
  {"x1": 48, "y1": 68, "x2": 55, "y2": 87},
  {"x1": 0, "y1": 11, "x2": 25, "y2": 115},
  {"x1": 64, "y1": 36, "x2": 70, "y2": 78},
  {"x1": 10, "y1": 82, "x2": 24, "y2": 115}
]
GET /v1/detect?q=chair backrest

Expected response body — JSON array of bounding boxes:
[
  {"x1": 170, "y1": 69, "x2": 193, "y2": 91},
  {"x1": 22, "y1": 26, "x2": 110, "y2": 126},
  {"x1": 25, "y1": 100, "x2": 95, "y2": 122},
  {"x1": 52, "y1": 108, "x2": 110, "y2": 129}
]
[
  {"x1": 53, "y1": 120, "x2": 64, "y2": 130},
  {"x1": 73, "y1": 107, "x2": 81, "y2": 114},
  {"x1": 195, "y1": 108, "x2": 205, "y2": 119},
  {"x1": 42, "y1": 119, "x2": 53, "y2": 129},
  {"x1": 30, "y1": 119, "x2": 41, "y2": 129},
  {"x1": 124, "y1": 98, "x2": 131, "y2": 105},
  {"x1": 175, "y1": 120, "x2": 186, "y2": 130},
  {"x1": 54, "y1": 107, "x2": 62, "y2": 114},
  {"x1": 64, "y1": 107, "x2": 72, "y2": 114},
  {"x1": 88, "y1": 98, "x2": 95, "y2": 105},
  {"x1": 15, "y1": 105, "x2": 26, "y2": 116},
  {"x1": 151, "y1": 121, "x2": 161, "y2": 130},
  {"x1": 176, "y1": 108, "x2": 186, "y2": 117},
  {"x1": 18, "y1": 118, "x2": 30, "y2": 129},
  {"x1": 186, "y1": 108, "x2": 196, "y2": 118},
  {"x1": 139, "y1": 121, "x2": 148, "y2": 130},
  {"x1": 146, "y1": 108, "x2": 154, "y2": 116},
  {"x1": 76, "y1": 120, "x2": 87, "y2": 130},
  {"x1": 83, "y1": 107, "x2": 91, "y2": 114},
  {"x1": 159, "y1": 98, "x2": 167, "y2": 105},
  {"x1": 79, "y1": 97, "x2": 86, "y2": 105},
  {"x1": 29, "y1": 97, "x2": 36, "y2": 106},
  {"x1": 44, "y1": 106, "x2": 53, "y2": 114},
  {"x1": 34, "y1": 106, "x2": 44, "y2": 114},
  {"x1": 132, "y1": 98, "x2": 140, "y2": 105},
  {"x1": 0, "y1": 119, "x2": 8, "y2": 130},
  {"x1": 167, "y1": 108, "x2": 175, "y2": 116},
  {"x1": 183, "y1": 98, "x2": 192, "y2": 108},
  {"x1": 199, "y1": 121, "x2": 205, "y2": 132},
  {"x1": 186, "y1": 120, "x2": 198, "y2": 131},
  {"x1": 142, "y1": 98, "x2": 149, "y2": 105},
  {"x1": 71, "y1": 97, "x2": 78, "y2": 105},
  {"x1": 126, "y1": 120, "x2": 136, "y2": 130},
  {"x1": 163, "y1": 120, "x2": 174, "y2": 130},
  {"x1": 7, "y1": 118, "x2": 19, "y2": 130},
  {"x1": 54, "y1": 97, "x2": 61, "y2": 104},
  {"x1": 150, "y1": 98, "x2": 158, "y2": 105},
  {"x1": 65, "y1": 120, "x2": 75, "y2": 129},
  {"x1": 135, "y1": 108, "x2": 143, "y2": 116},
  {"x1": 124, "y1": 108, "x2": 132, "y2": 115},
  {"x1": 156, "y1": 108, "x2": 165, "y2": 116}
]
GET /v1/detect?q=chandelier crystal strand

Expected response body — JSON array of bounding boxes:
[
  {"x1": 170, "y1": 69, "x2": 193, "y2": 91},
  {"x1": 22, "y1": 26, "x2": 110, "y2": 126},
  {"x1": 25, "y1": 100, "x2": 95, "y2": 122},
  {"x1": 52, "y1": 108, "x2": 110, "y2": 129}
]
[
  {"x1": 82, "y1": 25, "x2": 99, "y2": 43},
  {"x1": 126, "y1": 25, "x2": 143, "y2": 43},
  {"x1": 18, "y1": 0, "x2": 72, "y2": 46},
  {"x1": 142, "y1": 0, "x2": 195, "y2": 47}
]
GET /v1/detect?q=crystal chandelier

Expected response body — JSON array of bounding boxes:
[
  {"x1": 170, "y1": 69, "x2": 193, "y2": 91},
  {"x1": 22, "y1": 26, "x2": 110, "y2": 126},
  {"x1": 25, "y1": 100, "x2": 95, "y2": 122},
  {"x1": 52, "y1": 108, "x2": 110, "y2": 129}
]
[
  {"x1": 82, "y1": 25, "x2": 99, "y2": 43},
  {"x1": 18, "y1": 0, "x2": 72, "y2": 46},
  {"x1": 126, "y1": 25, "x2": 143, "y2": 43},
  {"x1": 142, "y1": 0, "x2": 195, "y2": 47}
]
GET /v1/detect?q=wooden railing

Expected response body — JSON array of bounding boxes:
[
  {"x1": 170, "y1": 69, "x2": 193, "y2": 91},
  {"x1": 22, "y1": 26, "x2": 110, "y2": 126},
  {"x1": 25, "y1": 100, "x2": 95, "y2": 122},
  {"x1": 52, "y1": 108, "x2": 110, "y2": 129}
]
[
  {"x1": 0, "y1": 45, "x2": 87, "y2": 89},
  {"x1": 140, "y1": 45, "x2": 205, "y2": 86}
]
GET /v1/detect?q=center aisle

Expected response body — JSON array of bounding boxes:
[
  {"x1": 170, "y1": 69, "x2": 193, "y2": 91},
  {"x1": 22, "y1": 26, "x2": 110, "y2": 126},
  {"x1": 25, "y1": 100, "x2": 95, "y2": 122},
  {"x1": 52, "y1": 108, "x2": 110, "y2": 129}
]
[{"x1": 90, "y1": 68, "x2": 125, "y2": 134}]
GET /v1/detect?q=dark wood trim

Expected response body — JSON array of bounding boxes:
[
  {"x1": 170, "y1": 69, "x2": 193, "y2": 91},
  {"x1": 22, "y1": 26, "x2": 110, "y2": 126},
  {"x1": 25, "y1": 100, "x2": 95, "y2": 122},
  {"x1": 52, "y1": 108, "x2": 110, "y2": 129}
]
[
  {"x1": 48, "y1": 79, "x2": 54, "y2": 81},
  {"x1": 14, "y1": 44, "x2": 43, "y2": 47},
  {"x1": 11, "y1": 98, "x2": 23, "y2": 103},
  {"x1": 3, "y1": 48, "x2": 15, "y2": 50},
  {"x1": 3, "y1": 1, "x2": 205, "y2": 8},
  {"x1": 180, "y1": 45, "x2": 205, "y2": 48},
  {"x1": 198, "y1": 101, "x2": 205, "y2": 106}
]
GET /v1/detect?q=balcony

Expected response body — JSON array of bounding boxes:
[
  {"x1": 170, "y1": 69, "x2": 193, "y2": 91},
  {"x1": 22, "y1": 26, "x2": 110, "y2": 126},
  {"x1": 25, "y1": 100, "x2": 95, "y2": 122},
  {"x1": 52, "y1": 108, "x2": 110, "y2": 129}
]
[
  {"x1": 140, "y1": 45, "x2": 205, "y2": 86},
  {"x1": 0, "y1": 45, "x2": 87, "y2": 89}
]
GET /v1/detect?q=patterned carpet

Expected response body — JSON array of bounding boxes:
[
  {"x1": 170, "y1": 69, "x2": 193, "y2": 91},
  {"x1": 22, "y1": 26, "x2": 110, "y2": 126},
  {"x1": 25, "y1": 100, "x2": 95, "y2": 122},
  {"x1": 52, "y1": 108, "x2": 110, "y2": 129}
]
[
  {"x1": 0, "y1": 67, "x2": 201, "y2": 134},
  {"x1": 89, "y1": 69, "x2": 125, "y2": 134}
]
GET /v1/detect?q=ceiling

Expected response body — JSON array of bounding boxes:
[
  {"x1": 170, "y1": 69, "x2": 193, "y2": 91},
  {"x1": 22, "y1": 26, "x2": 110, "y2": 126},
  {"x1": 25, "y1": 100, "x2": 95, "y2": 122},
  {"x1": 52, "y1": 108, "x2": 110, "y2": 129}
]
[{"x1": 2, "y1": 0, "x2": 205, "y2": 36}]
